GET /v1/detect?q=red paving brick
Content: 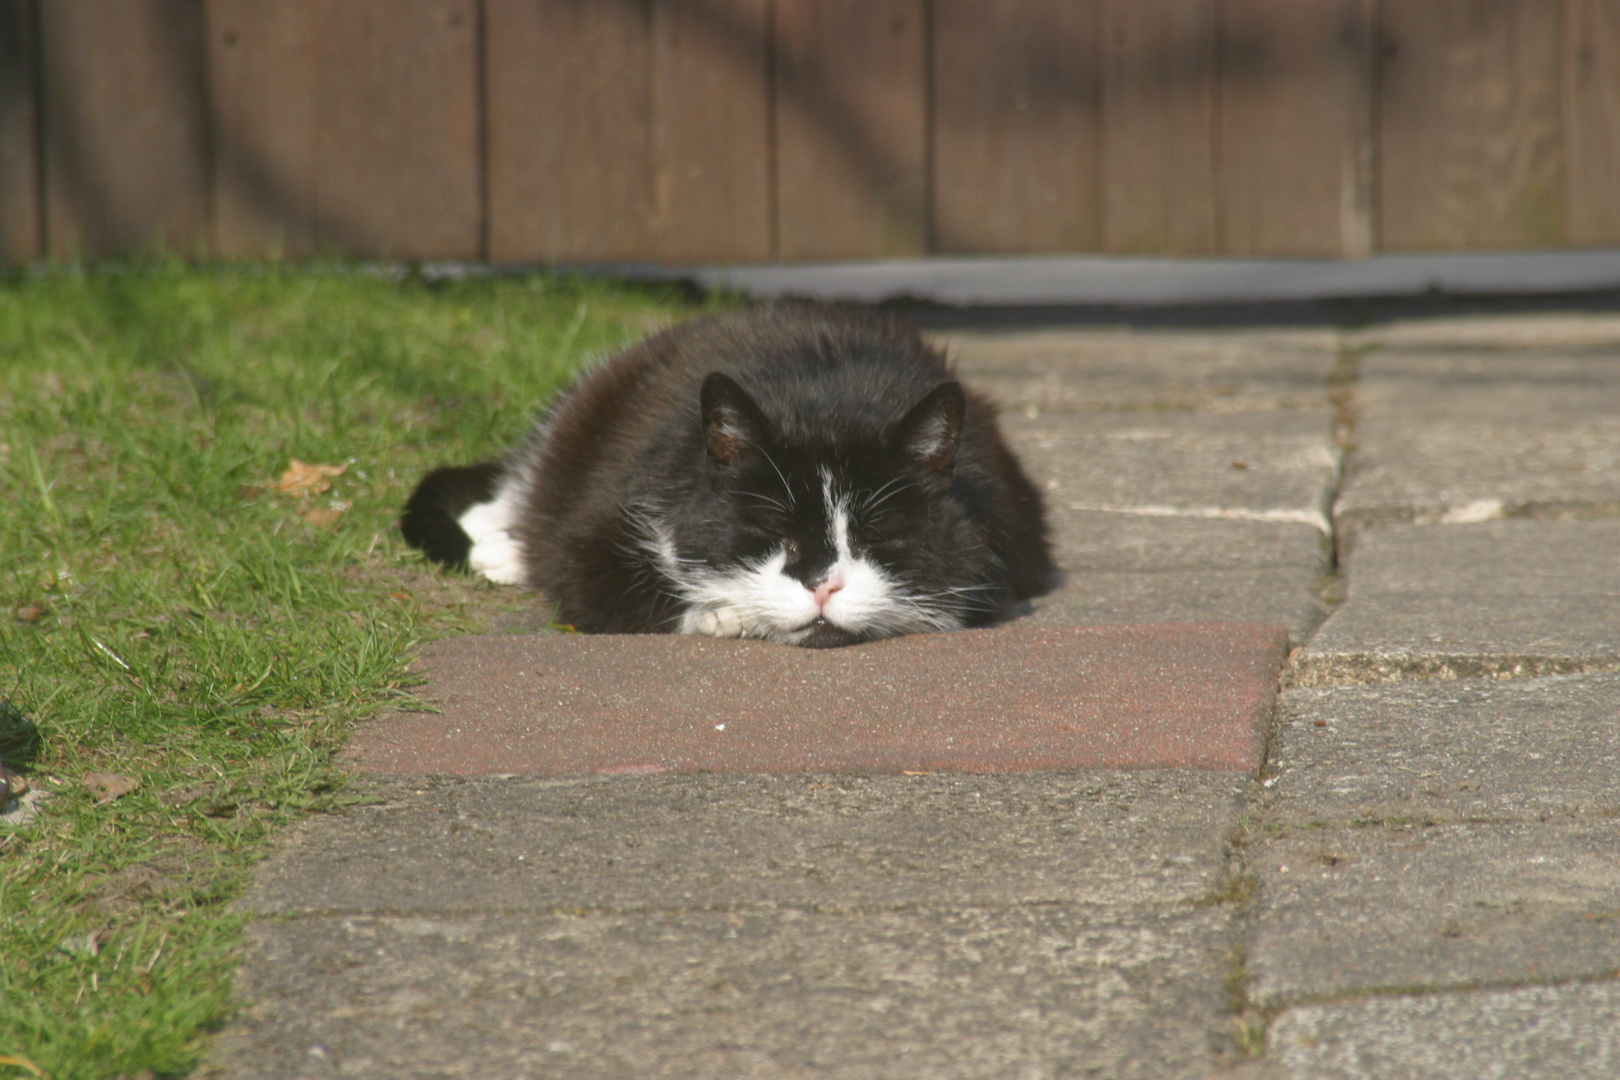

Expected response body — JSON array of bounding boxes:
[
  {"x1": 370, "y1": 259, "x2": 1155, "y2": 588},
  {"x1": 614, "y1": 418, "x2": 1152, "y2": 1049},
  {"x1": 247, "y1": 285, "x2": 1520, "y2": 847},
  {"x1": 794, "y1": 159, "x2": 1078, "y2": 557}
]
[{"x1": 345, "y1": 624, "x2": 1287, "y2": 776}]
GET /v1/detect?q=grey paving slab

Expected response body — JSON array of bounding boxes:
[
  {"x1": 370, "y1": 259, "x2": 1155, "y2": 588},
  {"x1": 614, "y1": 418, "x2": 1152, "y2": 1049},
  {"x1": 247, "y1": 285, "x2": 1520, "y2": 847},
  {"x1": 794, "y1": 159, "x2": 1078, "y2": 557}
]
[
  {"x1": 1027, "y1": 512, "x2": 1331, "y2": 643},
  {"x1": 211, "y1": 771, "x2": 1256, "y2": 1079},
  {"x1": 1247, "y1": 818, "x2": 1620, "y2": 1007},
  {"x1": 1268, "y1": 979, "x2": 1620, "y2": 1080},
  {"x1": 1270, "y1": 676, "x2": 1620, "y2": 825},
  {"x1": 938, "y1": 328, "x2": 1339, "y2": 415},
  {"x1": 1297, "y1": 520, "x2": 1620, "y2": 685},
  {"x1": 208, "y1": 905, "x2": 1239, "y2": 1080},
  {"x1": 1029, "y1": 567, "x2": 1329, "y2": 647},
  {"x1": 1047, "y1": 512, "x2": 1329, "y2": 575},
  {"x1": 1006, "y1": 410, "x2": 1338, "y2": 527},
  {"x1": 1337, "y1": 350, "x2": 1620, "y2": 525},
  {"x1": 246, "y1": 773, "x2": 1248, "y2": 917}
]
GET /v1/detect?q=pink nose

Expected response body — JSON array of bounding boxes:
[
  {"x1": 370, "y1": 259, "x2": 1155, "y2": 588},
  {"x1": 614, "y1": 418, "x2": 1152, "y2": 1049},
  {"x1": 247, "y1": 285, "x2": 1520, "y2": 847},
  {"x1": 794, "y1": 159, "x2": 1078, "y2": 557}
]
[{"x1": 812, "y1": 571, "x2": 845, "y2": 609}]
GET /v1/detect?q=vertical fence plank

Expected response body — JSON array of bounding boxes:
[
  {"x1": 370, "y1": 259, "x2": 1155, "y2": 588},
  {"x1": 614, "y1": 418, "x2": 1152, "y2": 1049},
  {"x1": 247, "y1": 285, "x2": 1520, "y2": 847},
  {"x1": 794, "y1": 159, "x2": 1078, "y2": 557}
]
[
  {"x1": 1220, "y1": 0, "x2": 1374, "y2": 257},
  {"x1": 652, "y1": 0, "x2": 772, "y2": 263},
  {"x1": 312, "y1": 0, "x2": 481, "y2": 260},
  {"x1": 0, "y1": 0, "x2": 39, "y2": 260},
  {"x1": 485, "y1": 0, "x2": 655, "y2": 264},
  {"x1": 1100, "y1": 0, "x2": 1219, "y2": 254},
  {"x1": 210, "y1": 0, "x2": 481, "y2": 261},
  {"x1": 774, "y1": 0, "x2": 926, "y2": 259},
  {"x1": 1379, "y1": 1, "x2": 1564, "y2": 250},
  {"x1": 1565, "y1": 0, "x2": 1620, "y2": 245},
  {"x1": 931, "y1": 0, "x2": 1101, "y2": 254},
  {"x1": 208, "y1": 0, "x2": 321, "y2": 258},
  {"x1": 41, "y1": 0, "x2": 211, "y2": 259}
]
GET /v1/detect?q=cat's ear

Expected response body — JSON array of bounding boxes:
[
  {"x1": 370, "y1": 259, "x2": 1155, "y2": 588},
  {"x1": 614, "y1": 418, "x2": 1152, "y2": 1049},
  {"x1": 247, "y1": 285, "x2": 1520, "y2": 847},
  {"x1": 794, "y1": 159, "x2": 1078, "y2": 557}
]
[
  {"x1": 892, "y1": 381, "x2": 965, "y2": 474},
  {"x1": 701, "y1": 373, "x2": 776, "y2": 467}
]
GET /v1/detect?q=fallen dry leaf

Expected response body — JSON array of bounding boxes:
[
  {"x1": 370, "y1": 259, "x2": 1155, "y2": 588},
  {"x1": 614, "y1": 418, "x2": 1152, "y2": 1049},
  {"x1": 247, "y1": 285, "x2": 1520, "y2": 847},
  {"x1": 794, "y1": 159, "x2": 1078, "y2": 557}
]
[
  {"x1": 14, "y1": 605, "x2": 43, "y2": 622},
  {"x1": 84, "y1": 771, "x2": 140, "y2": 805},
  {"x1": 300, "y1": 506, "x2": 345, "y2": 529},
  {"x1": 272, "y1": 458, "x2": 347, "y2": 498}
]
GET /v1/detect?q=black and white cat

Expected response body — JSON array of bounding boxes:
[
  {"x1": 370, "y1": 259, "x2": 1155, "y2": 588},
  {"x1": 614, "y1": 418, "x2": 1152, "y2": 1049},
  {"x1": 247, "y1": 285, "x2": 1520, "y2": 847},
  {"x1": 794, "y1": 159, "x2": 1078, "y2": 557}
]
[{"x1": 401, "y1": 305, "x2": 1055, "y2": 647}]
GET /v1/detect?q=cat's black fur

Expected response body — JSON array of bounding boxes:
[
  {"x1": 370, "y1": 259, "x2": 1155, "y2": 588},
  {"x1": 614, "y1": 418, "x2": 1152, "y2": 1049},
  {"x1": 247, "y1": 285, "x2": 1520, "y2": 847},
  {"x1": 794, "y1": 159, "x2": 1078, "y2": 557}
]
[{"x1": 401, "y1": 305, "x2": 1055, "y2": 646}]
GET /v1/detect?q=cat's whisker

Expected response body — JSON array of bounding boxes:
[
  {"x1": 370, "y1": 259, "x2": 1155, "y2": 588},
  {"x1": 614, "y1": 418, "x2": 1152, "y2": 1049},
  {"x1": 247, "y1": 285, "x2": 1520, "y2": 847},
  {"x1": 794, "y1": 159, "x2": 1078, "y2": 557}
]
[
  {"x1": 736, "y1": 491, "x2": 791, "y2": 514},
  {"x1": 856, "y1": 475, "x2": 913, "y2": 515},
  {"x1": 758, "y1": 447, "x2": 797, "y2": 509}
]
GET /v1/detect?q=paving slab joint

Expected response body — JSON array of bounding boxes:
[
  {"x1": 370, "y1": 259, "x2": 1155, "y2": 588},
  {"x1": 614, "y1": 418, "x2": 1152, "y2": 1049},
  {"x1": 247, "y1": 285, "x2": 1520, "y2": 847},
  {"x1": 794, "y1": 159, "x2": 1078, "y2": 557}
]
[
  {"x1": 1220, "y1": 938, "x2": 1272, "y2": 1063},
  {"x1": 1303, "y1": 338, "x2": 1358, "y2": 654},
  {"x1": 1255, "y1": 969, "x2": 1620, "y2": 1016},
  {"x1": 1289, "y1": 655, "x2": 1620, "y2": 689},
  {"x1": 1335, "y1": 500, "x2": 1620, "y2": 546},
  {"x1": 1325, "y1": 338, "x2": 1365, "y2": 472},
  {"x1": 1198, "y1": 796, "x2": 1277, "y2": 1066}
]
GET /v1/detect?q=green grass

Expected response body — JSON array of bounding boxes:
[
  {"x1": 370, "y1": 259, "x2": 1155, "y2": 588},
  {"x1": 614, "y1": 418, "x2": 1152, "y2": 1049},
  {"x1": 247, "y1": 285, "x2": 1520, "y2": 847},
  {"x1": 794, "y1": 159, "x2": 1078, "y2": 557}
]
[{"x1": 0, "y1": 264, "x2": 712, "y2": 1079}]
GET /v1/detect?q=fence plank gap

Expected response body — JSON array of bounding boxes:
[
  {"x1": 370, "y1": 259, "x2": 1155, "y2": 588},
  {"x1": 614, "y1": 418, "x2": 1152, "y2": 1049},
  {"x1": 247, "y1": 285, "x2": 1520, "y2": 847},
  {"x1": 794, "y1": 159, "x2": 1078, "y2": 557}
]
[
  {"x1": 932, "y1": 0, "x2": 1102, "y2": 255},
  {"x1": 486, "y1": 0, "x2": 655, "y2": 264},
  {"x1": 1220, "y1": 0, "x2": 1375, "y2": 257}
]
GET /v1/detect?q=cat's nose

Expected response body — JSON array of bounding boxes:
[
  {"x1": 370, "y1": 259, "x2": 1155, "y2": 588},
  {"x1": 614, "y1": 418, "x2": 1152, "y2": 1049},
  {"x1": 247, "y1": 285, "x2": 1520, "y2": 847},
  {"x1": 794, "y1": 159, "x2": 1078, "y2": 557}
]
[{"x1": 812, "y1": 571, "x2": 845, "y2": 609}]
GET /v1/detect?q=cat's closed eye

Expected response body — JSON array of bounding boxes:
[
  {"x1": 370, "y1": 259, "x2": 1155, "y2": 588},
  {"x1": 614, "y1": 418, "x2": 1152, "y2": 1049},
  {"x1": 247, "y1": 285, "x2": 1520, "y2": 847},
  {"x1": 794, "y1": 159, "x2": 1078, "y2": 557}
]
[{"x1": 743, "y1": 510, "x2": 794, "y2": 538}]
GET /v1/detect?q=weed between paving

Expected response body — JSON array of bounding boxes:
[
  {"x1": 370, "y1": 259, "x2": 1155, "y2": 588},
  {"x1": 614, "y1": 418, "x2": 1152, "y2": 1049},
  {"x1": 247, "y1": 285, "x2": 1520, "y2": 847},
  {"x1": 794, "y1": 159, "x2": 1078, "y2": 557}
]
[{"x1": 0, "y1": 265, "x2": 710, "y2": 1079}]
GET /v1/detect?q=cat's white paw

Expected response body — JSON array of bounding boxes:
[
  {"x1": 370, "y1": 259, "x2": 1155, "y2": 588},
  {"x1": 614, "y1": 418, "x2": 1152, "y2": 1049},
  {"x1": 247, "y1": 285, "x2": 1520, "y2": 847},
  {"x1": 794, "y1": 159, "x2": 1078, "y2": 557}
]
[
  {"x1": 468, "y1": 531, "x2": 526, "y2": 585},
  {"x1": 691, "y1": 607, "x2": 746, "y2": 638},
  {"x1": 459, "y1": 493, "x2": 516, "y2": 544}
]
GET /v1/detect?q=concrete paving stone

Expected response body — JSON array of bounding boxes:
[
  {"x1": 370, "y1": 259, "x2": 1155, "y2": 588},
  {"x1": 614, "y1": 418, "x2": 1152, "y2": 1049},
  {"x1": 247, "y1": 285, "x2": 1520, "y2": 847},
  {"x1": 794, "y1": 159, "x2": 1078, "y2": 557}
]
[
  {"x1": 1029, "y1": 568, "x2": 1329, "y2": 647},
  {"x1": 345, "y1": 625, "x2": 1287, "y2": 776},
  {"x1": 1267, "y1": 978, "x2": 1620, "y2": 1080},
  {"x1": 1297, "y1": 520, "x2": 1620, "y2": 685},
  {"x1": 938, "y1": 328, "x2": 1339, "y2": 415},
  {"x1": 1270, "y1": 676, "x2": 1620, "y2": 825},
  {"x1": 1247, "y1": 818, "x2": 1620, "y2": 1007},
  {"x1": 1031, "y1": 513, "x2": 1331, "y2": 642},
  {"x1": 205, "y1": 904, "x2": 1240, "y2": 1080},
  {"x1": 1047, "y1": 513, "x2": 1329, "y2": 575},
  {"x1": 1005, "y1": 410, "x2": 1338, "y2": 527},
  {"x1": 1337, "y1": 350, "x2": 1620, "y2": 525},
  {"x1": 246, "y1": 772, "x2": 1248, "y2": 917}
]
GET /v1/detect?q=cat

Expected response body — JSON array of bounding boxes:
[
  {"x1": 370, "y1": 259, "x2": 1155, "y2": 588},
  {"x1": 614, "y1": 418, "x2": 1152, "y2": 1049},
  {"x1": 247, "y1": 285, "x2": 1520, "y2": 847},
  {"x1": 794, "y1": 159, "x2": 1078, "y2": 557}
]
[{"x1": 401, "y1": 304, "x2": 1055, "y2": 647}]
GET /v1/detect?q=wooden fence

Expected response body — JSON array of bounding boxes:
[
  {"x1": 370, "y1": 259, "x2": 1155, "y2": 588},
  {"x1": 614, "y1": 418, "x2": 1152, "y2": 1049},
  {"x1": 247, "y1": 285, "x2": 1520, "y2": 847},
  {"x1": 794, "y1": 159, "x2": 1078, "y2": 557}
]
[{"x1": 2, "y1": 0, "x2": 1618, "y2": 265}]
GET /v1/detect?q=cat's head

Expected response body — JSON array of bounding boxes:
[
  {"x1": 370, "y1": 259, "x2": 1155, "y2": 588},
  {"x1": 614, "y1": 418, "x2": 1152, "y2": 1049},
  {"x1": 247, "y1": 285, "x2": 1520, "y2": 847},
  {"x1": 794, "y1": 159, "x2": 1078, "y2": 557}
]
[{"x1": 651, "y1": 373, "x2": 992, "y2": 648}]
